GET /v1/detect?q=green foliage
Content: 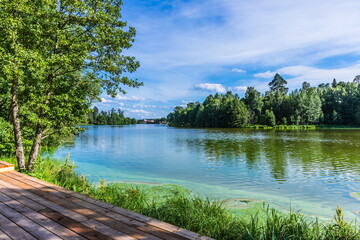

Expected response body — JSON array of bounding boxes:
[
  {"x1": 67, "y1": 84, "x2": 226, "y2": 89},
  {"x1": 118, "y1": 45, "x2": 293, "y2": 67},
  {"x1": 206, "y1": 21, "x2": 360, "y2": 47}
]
[
  {"x1": 87, "y1": 107, "x2": 136, "y2": 125},
  {"x1": 0, "y1": 118, "x2": 14, "y2": 154},
  {"x1": 262, "y1": 110, "x2": 276, "y2": 126},
  {"x1": 168, "y1": 92, "x2": 249, "y2": 128},
  {"x1": 8, "y1": 156, "x2": 358, "y2": 240},
  {"x1": 168, "y1": 74, "x2": 360, "y2": 128},
  {"x1": 244, "y1": 87, "x2": 263, "y2": 124},
  {"x1": 0, "y1": 0, "x2": 141, "y2": 167},
  {"x1": 269, "y1": 73, "x2": 288, "y2": 94}
]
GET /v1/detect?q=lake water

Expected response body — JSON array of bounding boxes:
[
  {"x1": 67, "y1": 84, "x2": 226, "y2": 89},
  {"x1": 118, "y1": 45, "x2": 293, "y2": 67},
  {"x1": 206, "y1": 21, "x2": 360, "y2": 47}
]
[{"x1": 53, "y1": 124, "x2": 360, "y2": 220}]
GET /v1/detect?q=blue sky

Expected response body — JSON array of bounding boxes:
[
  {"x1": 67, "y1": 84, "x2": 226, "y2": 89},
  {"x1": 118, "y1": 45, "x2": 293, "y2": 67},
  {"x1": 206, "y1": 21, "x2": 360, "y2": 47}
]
[{"x1": 96, "y1": 0, "x2": 360, "y2": 119}]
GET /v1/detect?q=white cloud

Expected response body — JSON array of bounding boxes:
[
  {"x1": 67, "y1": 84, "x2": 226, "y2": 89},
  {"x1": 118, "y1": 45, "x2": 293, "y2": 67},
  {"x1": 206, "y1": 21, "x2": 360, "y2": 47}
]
[
  {"x1": 115, "y1": 95, "x2": 146, "y2": 102},
  {"x1": 195, "y1": 83, "x2": 227, "y2": 93},
  {"x1": 127, "y1": 0, "x2": 360, "y2": 68},
  {"x1": 231, "y1": 68, "x2": 246, "y2": 73},
  {"x1": 130, "y1": 109, "x2": 150, "y2": 114},
  {"x1": 181, "y1": 100, "x2": 196, "y2": 104},
  {"x1": 254, "y1": 71, "x2": 276, "y2": 78},
  {"x1": 100, "y1": 97, "x2": 125, "y2": 106},
  {"x1": 232, "y1": 86, "x2": 248, "y2": 92},
  {"x1": 132, "y1": 103, "x2": 175, "y2": 109},
  {"x1": 120, "y1": 107, "x2": 150, "y2": 114},
  {"x1": 100, "y1": 97, "x2": 112, "y2": 103},
  {"x1": 133, "y1": 104, "x2": 155, "y2": 108},
  {"x1": 257, "y1": 64, "x2": 360, "y2": 89}
]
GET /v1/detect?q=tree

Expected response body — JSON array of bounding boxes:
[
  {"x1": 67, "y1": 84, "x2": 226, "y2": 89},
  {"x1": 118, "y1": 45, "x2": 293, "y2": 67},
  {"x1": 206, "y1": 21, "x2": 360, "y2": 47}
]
[
  {"x1": 0, "y1": 0, "x2": 141, "y2": 171},
  {"x1": 262, "y1": 110, "x2": 276, "y2": 126},
  {"x1": 353, "y1": 75, "x2": 360, "y2": 83},
  {"x1": 227, "y1": 99, "x2": 249, "y2": 127},
  {"x1": 244, "y1": 87, "x2": 263, "y2": 124},
  {"x1": 295, "y1": 84, "x2": 322, "y2": 124},
  {"x1": 269, "y1": 73, "x2": 288, "y2": 94}
]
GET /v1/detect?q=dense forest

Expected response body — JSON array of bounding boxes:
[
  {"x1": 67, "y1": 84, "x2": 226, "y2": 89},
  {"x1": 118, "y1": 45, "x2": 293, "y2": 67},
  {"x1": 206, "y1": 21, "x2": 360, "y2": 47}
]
[
  {"x1": 87, "y1": 107, "x2": 137, "y2": 125},
  {"x1": 168, "y1": 74, "x2": 360, "y2": 127}
]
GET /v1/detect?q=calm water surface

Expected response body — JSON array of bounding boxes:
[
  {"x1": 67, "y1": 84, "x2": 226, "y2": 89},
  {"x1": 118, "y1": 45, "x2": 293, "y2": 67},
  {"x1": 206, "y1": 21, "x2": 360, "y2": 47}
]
[{"x1": 53, "y1": 125, "x2": 360, "y2": 219}]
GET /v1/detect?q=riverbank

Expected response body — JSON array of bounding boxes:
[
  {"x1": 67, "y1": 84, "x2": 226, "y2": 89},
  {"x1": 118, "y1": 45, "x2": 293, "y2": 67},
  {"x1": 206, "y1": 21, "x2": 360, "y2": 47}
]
[
  {"x1": 244, "y1": 124, "x2": 316, "y2": 129},
  {"x1": 3, "y1": 156, "x2": 359, "y2": 239}
]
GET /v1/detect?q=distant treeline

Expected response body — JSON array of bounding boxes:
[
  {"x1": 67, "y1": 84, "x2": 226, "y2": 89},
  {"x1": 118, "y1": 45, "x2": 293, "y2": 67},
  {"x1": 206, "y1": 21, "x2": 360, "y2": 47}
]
[
  {"x1": 168, "y1": 74, "x2": 360, "y2": 127},
  {"x1": 87, "y1": 107, "x2": 137, "y2": 125}
]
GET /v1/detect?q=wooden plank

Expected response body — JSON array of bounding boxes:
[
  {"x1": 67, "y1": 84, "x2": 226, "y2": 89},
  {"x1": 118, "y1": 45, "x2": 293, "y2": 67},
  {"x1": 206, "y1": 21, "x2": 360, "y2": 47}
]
[
  {"x1": 0, "y1": 213, "x2": 37, "y2": 240},
  {"x1": 12, "y1": 179, "x2": 184, "y2": 240},
  {"x1": 0, "y1": 161, "x2": 14, "y2": 168},
  {"x1": 7, "y1": 171, "x2": 214, "y2": 240},
  {"x1": 0, "y1": 167, "x2": 14, "y2": 173},
  {"x1": 0, "y1": 188, "x2": 87, "y2": 240},
  {"x1": 0, "y1": 202, "x2": 62, "y2": 240},
  {"x1": 1, "y1": 173, "x2": 164, "y2": 240},
  {"x1": 0, "y1": 179, "x2": 130, "y2": 240},
  {"x1": 82, "y1": 219, "x2": 137, "y2": 240},
  {"x1": 0, "y1": 175, "x2": 144, "y2": 240},
  {"x1": 39, "y1": 208, "x2": 113, "y2": 240},
  {"x1": 0, "y1": 177, "x2": 89, "y2": 223},
  {"x1": 0, "y1": 229, "x2": 12, "y2": 240},
  {"x1": 0, "y1": 185, "x2": 46, "y2": 211},
  {"x1": 0, "y1": 179, "x2": 134, "y2": 240}
]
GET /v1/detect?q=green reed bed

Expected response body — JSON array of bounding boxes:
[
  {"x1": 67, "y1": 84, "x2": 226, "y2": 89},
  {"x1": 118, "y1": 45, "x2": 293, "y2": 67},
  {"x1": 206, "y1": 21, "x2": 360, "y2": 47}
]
[{"x1": 3, "y1": 156, "x2": 359, "y2": 240}]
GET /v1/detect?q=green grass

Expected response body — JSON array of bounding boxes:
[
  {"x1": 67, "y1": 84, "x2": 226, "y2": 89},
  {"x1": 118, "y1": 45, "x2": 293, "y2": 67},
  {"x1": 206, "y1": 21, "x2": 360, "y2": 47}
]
[
  {"x1": 245, "y1": 125, "x2": 317, "y2": 129},
  {"x1": 3, "y1": 156, "x2": 360, "y2": 240},
  {"x1": 317, "y1": 125, "x2": 360, "y2": 129}
]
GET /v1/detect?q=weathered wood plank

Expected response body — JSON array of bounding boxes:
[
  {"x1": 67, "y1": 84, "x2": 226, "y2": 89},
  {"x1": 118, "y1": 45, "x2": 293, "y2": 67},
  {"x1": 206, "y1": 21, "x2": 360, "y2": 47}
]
[
  {"x1": 0, "y1": 161, "x2": 14, "y2": 168},
  {"x1": 7, "y1": 171, "x2": 214, "y2": 240},
  {"x1": 0, "y1": 213, "x2": 37, "y2": 240},
  {"x1": 0, "y1": 175, "x2": 143, "y2": 240},
  {"x1": 0, "y1": 184, "x2": 46, "y2": 211},
  {"x1": 0, "y1": 179, "x2": 134, "y2": 240},
  {"x1": 82, "y1": 219, "x2": 137, "y2": 240},
  {"x1": 0, "y1": 187, "x2": 87, "y2": 240},
  {"x1": 39, "y1": 208, "x2": 113, "y2": 240},
  {"x1": 0, "y1": 176, "x2": 89, "y2": 223},
  {"x1": 0, "y1": 202, "x2": 62, "y2": 240},
  {"x1": 0, "y1": 167, "x2": 14, "y2": 173},
  {"x1": 0, "y1": 229, "x2": 12, "y2": 240},
  {"x1": 1, "y1": 173, "x2": 165, "y2": 240}
]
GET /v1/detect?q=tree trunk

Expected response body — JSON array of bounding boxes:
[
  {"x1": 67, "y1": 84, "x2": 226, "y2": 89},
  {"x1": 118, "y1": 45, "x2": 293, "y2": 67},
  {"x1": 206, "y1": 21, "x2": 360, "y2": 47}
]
[
  {"x1": 27, "y1": 124, "x2": 43, "y2": 172},
  {"x1": 27, "y1": 76, "x2": 53, "y2": 172},
  {"x1": 11, "y1": 77, "x2": 26, "y2": 171}
]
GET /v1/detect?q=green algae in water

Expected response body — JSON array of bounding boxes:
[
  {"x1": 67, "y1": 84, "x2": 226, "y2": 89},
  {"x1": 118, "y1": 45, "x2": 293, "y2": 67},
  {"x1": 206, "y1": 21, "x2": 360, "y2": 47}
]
[
  {"x1": 350, "y1": 192, "x2": 360, "y2": 200},
  {"x1": 108, "y1": 182, "x2": 191, "y2": 204}
]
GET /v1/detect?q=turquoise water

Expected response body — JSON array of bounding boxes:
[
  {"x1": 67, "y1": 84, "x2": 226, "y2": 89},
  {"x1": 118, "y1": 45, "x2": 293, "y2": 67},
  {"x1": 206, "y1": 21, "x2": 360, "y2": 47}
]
[{"x1": 53, "y1": 124, "x2": 360, "y2": 219}]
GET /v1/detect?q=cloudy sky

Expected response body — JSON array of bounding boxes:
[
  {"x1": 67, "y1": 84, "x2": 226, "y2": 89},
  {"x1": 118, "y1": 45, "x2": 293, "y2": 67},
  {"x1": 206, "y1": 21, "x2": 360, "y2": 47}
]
[{"x1": 96, "y1": 0, "x2": 360, "y2": 119}]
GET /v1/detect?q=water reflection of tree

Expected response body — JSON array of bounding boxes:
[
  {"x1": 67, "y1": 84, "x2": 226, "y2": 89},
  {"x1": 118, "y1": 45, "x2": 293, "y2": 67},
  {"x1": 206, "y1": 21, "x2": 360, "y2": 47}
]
[
  {"x1": 289, "y1": 130, "x2": 360, "y2": 178},
  {"x1": 262, "y1": 131, "x2": 289, "y2": 182},
  {"x1": 176, "y1": 129, "x2": 360, "y2": 184},
  {"x1": 182, "y1": 138, "x2": 244, "y2": 167}
]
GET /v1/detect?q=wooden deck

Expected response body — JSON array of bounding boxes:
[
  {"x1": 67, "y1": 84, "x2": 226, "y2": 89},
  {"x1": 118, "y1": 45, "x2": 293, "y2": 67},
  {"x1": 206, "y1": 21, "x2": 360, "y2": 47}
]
[{"x1": 0, "y1": 161, "x2": 213, "y2": 240}]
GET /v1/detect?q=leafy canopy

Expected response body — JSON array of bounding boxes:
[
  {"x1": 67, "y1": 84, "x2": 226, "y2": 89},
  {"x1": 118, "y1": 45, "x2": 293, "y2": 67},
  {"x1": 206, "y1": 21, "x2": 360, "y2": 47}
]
[{"x1": 0, "y1": 0, "x2": 141, "y2": 157}]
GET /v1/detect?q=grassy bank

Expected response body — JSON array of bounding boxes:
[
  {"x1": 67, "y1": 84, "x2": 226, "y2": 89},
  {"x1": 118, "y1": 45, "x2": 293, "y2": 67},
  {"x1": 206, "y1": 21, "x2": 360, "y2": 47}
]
[
  {"x1": 245, "y1": 125, "x2": 317, "y2": 129},
  {"x1": 3, "y1": 156, "x2": 360, "y2": 240},
  {"x1": 317, "y1": 125, "x2": 360, "y2": 129}
]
